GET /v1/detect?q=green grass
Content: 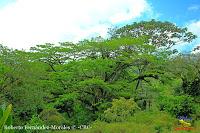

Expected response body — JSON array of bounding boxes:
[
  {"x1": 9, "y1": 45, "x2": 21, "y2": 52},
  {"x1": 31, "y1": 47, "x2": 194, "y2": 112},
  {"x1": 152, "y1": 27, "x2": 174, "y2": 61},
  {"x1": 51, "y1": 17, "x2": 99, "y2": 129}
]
[{"x1": 51, "y1": 111, "x2": 200, "y2": 133}]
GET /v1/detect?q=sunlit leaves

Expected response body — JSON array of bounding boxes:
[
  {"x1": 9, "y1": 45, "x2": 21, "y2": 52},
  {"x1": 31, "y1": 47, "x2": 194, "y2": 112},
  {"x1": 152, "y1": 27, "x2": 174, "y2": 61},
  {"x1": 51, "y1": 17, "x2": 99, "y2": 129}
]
[{"x1": 110, "y1": 19, "x2": 197, "y2": 49}]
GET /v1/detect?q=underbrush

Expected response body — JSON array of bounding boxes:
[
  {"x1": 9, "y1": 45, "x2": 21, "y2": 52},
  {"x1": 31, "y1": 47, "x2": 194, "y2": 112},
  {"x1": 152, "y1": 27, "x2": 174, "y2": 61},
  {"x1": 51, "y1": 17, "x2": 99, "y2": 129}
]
[{"x1": 52, "y1": 111, "x2": 200, "y2": 133}]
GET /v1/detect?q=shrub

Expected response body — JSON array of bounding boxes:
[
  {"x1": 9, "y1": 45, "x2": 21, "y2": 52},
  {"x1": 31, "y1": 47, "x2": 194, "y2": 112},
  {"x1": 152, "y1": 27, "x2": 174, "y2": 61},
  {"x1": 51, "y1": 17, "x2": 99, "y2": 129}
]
[
  {"x1": 39, "y1": 109, "x2": 68, "y2": 125},
  {"x1": 192, "y1": 103, "x2": 200, "y2": 120},
  {"x1": 71, "y1": 103, "x2": 96, "y2": 126},
  {"x1": 102, "y1": 97, "x2": 140, "y2": 122},
  {"x1": 25, "y1": 115, "x2": 47, "y2": 133},
  {"x1": 158, "y1": 95, "x2": 195, "y2": 117}
]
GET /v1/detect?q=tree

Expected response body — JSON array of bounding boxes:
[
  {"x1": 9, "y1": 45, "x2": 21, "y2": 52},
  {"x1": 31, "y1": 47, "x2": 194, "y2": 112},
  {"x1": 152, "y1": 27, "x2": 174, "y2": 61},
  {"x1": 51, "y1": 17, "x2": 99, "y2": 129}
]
[
  {"x1": 0, "y1": 48, "x2": 52, "y2": 124},
  {"x1": 109, "y1": 19, "x2": 197, "y2": 49},
  {"x1": 0, "y1": 20, "x2": 198, "y2": 128},
  {"x1": 108, "y1": 20, "x2": 197, "y2": 110},
  {"x1": 169, "y1": 54, "x2": 200, "y2": 97}
]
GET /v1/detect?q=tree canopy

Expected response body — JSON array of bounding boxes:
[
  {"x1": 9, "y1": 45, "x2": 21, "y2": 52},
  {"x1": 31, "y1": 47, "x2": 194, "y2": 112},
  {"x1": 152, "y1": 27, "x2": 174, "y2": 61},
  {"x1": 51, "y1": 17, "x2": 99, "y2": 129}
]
[{"x1": 0, "y1": 20, "x2": 200, "y2": 133}]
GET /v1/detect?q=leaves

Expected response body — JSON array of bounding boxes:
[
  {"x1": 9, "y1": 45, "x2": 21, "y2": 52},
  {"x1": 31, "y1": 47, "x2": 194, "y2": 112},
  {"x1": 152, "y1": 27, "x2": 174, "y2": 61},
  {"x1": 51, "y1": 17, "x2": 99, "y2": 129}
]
[
  {"x1": 0, "y1": 20, "x2": 199, "y2": 128},
  {"x1": 110, "y1": 19, "x2": 197, "y2": 49},
  {"x1": 0, "y1": 104, "x2": 13, "y2": 133},
  {"x1": 102, "y1": 97, "x2": 140, "y2": 122}
]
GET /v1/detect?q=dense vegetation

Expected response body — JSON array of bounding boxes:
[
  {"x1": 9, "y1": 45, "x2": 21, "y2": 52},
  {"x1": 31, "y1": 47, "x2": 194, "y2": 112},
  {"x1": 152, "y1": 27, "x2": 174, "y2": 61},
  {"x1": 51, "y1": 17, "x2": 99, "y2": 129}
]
[{"x1": 0, "y1": 20, "x2": 200, "y2": 133}]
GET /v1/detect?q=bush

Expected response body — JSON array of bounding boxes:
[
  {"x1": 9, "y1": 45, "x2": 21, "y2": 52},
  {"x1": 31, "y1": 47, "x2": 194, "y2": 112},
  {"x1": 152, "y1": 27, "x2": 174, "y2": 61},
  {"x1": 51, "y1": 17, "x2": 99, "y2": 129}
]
[
  {"x1": 192, "y1": 103, "x2": 200, "y2": 120},
  {"x1": 129, "y1": 111, "x2": 176, "y2": 132},
  {"x1": 64, "y1": 111, "x2": 177, "y2": 133},
  {"x1": 158, "y1": 95, "x2": 195, "y2": 117},
  {"x1": 39, "y1": 109, "x2": 68, "y2": 126},
  {"x1": 71, "y1": 103, "x2": 96, "y2": 126},
  {"x1": 102, "y1": 97, "x2": 140, "y2": 122},
  {"x1": 25, "y1": 115, "x2": 47, "y2": 133}
]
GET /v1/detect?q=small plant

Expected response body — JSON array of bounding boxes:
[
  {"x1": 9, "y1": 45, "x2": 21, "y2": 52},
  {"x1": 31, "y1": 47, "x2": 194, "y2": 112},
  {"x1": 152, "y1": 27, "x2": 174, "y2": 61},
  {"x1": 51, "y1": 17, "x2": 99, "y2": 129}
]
[
  {"x1": 179, "y1": 119, "x2": 191, "y2": 127},
  {"x1": 102, "y1": 97, "x2": 140, "y2": 122},
  {"x1": 155, "y1": 125, "x2": 163, "y2": 133},
  {"x1": 0, "y1": 104, "x2": 13, "y2": 133}
]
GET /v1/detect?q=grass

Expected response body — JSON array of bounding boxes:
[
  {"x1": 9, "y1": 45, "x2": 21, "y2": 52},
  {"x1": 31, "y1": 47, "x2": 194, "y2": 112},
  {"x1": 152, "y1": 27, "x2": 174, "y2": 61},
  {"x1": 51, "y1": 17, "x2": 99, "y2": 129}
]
[{"x1": 51, "y1": 111, "x2": 200, "y2": 133}]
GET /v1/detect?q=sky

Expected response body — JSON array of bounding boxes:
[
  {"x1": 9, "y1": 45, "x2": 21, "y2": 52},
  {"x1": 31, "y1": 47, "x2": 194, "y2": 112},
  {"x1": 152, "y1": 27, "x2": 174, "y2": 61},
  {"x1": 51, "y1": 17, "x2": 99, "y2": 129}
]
[{"x1": 0, "y1": 0, "x2": 199, "y2": 52}]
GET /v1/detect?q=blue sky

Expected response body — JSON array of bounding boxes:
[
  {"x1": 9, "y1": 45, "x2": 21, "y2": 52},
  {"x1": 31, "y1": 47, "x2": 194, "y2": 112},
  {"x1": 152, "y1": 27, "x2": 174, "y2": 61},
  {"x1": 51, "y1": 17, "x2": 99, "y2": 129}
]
[
  {"x1": 149, "y1": 0, "x2": 200, "y2": 53},
  {"x1": 0, "y1": 0, "x2": 199, "y2": 51},
  {"x1": 150, "y1": 0, "x2": 200, "y2": 26},
  {"x1": 0, "y1": 0, "x2": 15, "y2": 8}
]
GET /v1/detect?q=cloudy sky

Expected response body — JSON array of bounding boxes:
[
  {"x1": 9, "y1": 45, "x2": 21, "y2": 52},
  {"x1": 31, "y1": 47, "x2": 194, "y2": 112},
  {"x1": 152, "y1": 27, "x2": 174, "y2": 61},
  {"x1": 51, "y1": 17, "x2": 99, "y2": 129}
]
[{"x1": 0, "y1": 0, "x2": 199, "y2": 51}]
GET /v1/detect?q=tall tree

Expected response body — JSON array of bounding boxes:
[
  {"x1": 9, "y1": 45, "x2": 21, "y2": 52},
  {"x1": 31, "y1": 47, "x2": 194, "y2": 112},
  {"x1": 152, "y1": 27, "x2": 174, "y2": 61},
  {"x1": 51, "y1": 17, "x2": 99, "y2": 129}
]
[{"x1": 109, "y1": 19, "x2": 197, "y2": 49}]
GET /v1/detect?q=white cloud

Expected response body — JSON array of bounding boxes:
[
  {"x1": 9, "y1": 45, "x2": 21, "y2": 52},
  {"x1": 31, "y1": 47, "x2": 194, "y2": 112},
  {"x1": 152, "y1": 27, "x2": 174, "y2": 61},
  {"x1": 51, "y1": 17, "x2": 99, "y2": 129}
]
[
  {"x1": 186, "y1": 20, "x2": 200, "y2": 53},
  {"x1": 171, "y1": 20, "x2": 200, "y2": 53},
  {"x1": 188, "y1": 5, "x2": 200, "y2": 11},
  {"x1": 188, "y1": 20, "x2": 200, "y2": 36},
  {"x1": 0, "y1": 0, "x2": 150, "y2": 49}
]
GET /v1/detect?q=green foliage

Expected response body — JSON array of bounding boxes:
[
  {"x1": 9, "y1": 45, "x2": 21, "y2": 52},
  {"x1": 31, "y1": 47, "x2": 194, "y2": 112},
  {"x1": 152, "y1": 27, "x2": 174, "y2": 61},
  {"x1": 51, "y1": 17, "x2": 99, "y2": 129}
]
[
  {"x1": 66, "y1": 111, "x2": 177, "y2": 133},
  {"x1": 71, "y1": 102, "x2": 95, "y2": 125},
  {"x1": 169, "y1": 54, "x2": 200, "y2": 96},
  {"x1": 39, "y1": 109, "x2": 68, "y2": 126},
  {"x1": 25, "y1": 116, "x2": 47, "y2": 133},
  {"x1": 0, "y1": 104, "x2": 13, "y2": 133},
  {"x1": 110, "y1": 19, "x2": 197, "y2": 49},
  {"x1": 158, "y1": 95, "x2": 195, "y2": 117},
  {"x1": 102, "y1": 97, "x2": 140, "y2": 122},
  {"x1": 27, "y1": 115, "x2": 44, "y2": 126},
  {"x1": 0, "y1": 20, "x2": 199, "y2": 132},
  {"x1": 129, "y1": 111, "x2": 176, "y2": 132},
  {"x1": 52, "y1": 92, "x2": 98, "y2": 125},
  {"x1": 192, "y1": 103, "x2": 200, "y2": 121}
]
